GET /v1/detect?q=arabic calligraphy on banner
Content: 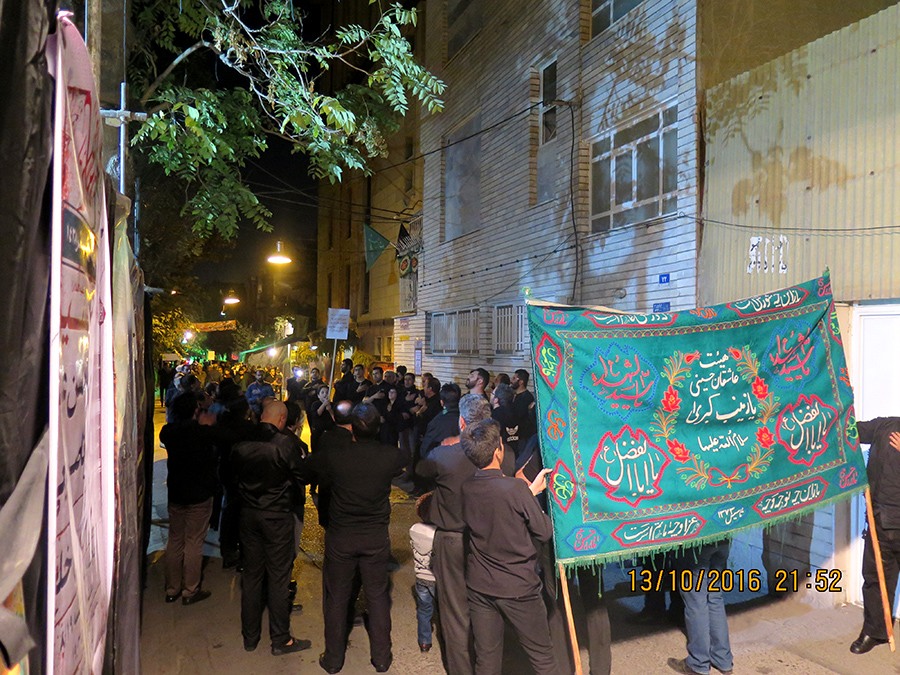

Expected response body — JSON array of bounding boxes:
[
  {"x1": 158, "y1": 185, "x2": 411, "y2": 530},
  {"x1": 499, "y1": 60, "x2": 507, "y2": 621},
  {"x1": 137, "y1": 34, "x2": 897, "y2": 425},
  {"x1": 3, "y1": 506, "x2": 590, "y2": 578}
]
[
  {"x1": 48, "y1": 14, "x2": 115, "y2": 673},
  {"x1": 527, "y1": 274, "x2": 867, "y2": 567}
]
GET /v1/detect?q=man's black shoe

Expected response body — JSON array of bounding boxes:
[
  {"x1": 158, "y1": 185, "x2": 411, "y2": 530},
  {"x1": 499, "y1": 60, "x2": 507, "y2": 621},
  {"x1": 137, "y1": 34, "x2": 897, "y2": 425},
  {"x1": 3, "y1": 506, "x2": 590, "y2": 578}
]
[
  {"x1": 850, "y1": 634, "x2": 888, "y2": 654},
  {"x1": 371, "y1": 654, "x2": 392, "y2": 672},
  {"x1": 318, "y1": 653, "x2": 342, "y2": 673},
  {"x1": 181, "y1": 590, "x2": 211, "y2": 606},
  {"x1": 164, "y1": 592, "x2": 181, "y2": 603},
  {"x1": 243, "y1": 637, "x2": 259, "y2": 652},
  {"x1": 271, "y1": 637, "x2": 312, "y2": 656}
]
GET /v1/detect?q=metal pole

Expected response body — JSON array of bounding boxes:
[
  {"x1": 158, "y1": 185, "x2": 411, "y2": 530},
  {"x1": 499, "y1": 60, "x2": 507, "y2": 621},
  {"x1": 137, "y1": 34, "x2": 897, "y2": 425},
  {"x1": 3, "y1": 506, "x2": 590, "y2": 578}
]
[
  {"x1": 328, "y1": 339, "x2": 339, "y2": 399},
  {"x1": 118, "y1": 82, "x2": 126, "y2": 194}
]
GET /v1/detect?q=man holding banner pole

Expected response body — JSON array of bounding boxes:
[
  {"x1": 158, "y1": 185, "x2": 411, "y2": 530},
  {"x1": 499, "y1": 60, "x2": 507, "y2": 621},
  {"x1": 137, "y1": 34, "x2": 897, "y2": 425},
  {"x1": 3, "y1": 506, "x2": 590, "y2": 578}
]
[
  {"x1": 524, "y1": 274, "x2": 873, "y2": 671},
  {"x1": 850, "y1": 420, "x2": 900, "y2": 654}
]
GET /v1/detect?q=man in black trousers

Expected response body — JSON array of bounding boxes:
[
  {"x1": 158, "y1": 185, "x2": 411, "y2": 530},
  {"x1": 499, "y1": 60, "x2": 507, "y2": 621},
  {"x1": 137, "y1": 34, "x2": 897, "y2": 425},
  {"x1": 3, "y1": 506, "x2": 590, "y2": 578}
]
[
  {"x1": 305, "y1": 403, "x2": 406, "y2": 674},
  {"x1": 460, "y1": 418, "x2": 555, "y2": 675},
  {"x1": 415, "y1": 393, "x2": 493, "y2": 675},
  {"x1": 232, "y1": 401, "x2": 311, "y2": 656},
  {"x1": 851, "y1": 418, "x2": 900, "y2": 654}
]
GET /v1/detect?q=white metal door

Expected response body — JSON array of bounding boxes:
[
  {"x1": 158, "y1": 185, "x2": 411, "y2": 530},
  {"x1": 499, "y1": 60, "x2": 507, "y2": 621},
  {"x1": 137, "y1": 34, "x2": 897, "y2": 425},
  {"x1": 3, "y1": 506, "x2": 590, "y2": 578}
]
[{"x1": 849, "y1": 305, "x2": 900, "y2": 606}]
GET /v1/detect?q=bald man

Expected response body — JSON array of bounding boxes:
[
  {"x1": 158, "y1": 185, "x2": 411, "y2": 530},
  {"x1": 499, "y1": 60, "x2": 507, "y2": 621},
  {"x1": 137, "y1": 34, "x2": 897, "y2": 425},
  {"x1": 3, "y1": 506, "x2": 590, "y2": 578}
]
[{"x1": 232, "y1": 401, "x2": 312, "y2": 656}]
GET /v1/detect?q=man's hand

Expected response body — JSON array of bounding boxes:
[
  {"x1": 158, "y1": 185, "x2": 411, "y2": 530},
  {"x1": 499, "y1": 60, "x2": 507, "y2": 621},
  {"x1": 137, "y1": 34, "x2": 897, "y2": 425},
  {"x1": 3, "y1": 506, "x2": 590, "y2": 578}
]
[
  {"x1": 529, "y1": 468, "x2": 552, "y2": 496},
  {"x1": 890, "y1": 431, "x2": 900, "y2": 452}
]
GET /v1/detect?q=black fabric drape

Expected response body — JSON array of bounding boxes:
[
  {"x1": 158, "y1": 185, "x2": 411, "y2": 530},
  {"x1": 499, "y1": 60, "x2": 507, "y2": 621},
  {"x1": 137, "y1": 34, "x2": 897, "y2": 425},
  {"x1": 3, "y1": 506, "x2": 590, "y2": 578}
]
[{"x1": 0, "y1": 1, "x2": 57, "y2": 672}]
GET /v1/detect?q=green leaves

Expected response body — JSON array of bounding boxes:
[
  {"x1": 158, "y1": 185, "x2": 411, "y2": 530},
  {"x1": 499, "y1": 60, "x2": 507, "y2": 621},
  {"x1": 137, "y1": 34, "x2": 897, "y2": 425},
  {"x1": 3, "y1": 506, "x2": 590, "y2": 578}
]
[
  {"x1": 131, "y1": 0, "x2": 445, "y2": 239},
  {"x1": 133, "y1": 87, "x2": 271, "y2": 238}
]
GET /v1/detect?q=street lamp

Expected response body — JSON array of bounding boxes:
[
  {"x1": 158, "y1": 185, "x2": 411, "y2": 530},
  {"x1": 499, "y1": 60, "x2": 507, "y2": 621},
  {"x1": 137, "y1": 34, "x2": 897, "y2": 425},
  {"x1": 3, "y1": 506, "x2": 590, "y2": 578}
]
[
  {"x1": 223, "y1": 289, "x2": 241, "y2": 305},
  {"x1": 267, "y1": 240, "x2": 292, "y2": 265}
]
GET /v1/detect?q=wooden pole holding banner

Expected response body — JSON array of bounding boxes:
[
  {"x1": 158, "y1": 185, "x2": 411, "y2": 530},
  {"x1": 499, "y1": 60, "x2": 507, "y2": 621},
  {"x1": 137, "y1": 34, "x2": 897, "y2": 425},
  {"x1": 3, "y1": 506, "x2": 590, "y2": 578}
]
[
  {"x1": 558, "y1": 563, "x2": 584, "y2": 675},
  {"x1": 865, "y1": 487, "x2": 896, "y2": 652}
]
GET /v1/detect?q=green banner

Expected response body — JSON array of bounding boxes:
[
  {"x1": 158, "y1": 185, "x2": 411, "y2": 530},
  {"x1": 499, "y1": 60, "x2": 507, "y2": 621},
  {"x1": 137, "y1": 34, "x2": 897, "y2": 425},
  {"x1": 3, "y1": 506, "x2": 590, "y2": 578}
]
[
  {"x1": 527, "y1": 274, "x2": 866, "y2": 568},
  {"x1": 364, "y1": 223, "x2": 392, "y2": 271}
]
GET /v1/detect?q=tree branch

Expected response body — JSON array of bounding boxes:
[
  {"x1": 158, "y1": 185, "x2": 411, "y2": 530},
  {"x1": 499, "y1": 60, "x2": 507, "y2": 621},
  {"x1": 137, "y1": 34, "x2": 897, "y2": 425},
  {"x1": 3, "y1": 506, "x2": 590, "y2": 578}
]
[{"x1": 141, "y1": 40, "x2": 216, "y2": 107}]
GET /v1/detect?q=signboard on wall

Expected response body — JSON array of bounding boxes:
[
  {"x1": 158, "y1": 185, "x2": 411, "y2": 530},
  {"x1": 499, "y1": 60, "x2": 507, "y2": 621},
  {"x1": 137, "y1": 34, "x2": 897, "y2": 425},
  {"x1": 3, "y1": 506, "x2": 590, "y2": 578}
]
[{"x1": 414, "y1": 340, "x2": 423, "y2": 376}]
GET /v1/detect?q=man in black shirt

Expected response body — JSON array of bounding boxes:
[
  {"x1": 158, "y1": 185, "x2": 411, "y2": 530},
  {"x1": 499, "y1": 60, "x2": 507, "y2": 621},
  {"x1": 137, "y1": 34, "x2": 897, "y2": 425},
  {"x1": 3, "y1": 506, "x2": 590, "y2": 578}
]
[
  {"x1": 312, "y1": 399, "x2": 354, "y2": 527},
  {"x1": 420, "y1": 383, "x2": 462, "y2": 458},
  {"x1": 285, "y1": 366, "x2": 308, "y2": 404},
  {"x1": 347, "y1": 364, "x2": 373, "y2": 406},
  {"x1": 302, "y1": 368, "x2": 326, "y2": 410},
  {"x1": 363, "y1": 366, "x2": 391, "y2": 418},
  {"x1": 460, "y1": 418, "x2": 554, "y2": 675},
  {"x1": 305, "y1": 403, "x2": 406, "y2": 673},
  {"x1": 160, "y1": 393, "x2": 221, "y2": 605},
  {"x1": 466, "y1": 367, "x2": 490, "y2": 400},
  {"x1": 415, "y1": 393, "x2": 493, "y2": 675},
  {"x1": 490, "y1": 383, "x2": 520, "y2": 460},
  {"x1": 414, "y1": 377, "x2": 443, "y2": 439},
  {"x1": 851, "y1": 417, "x2": 900, "y2": 654},
  {"x1": 332, "y1": 359, "x2": 355, "y2": 403},
  {"x1": 232, "y1": 402, "x2": 311, "y2": 656},
  {"x1": 511, "y1": 369, "x2": 537, "y2": 445}
]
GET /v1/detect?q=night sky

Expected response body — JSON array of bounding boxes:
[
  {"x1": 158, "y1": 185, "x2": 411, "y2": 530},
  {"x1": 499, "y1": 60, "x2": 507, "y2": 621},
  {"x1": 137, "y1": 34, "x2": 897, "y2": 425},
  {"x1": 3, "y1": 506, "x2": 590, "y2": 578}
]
[{"x1": 192, "y1": 138, "x2": 319, "y2": 322}]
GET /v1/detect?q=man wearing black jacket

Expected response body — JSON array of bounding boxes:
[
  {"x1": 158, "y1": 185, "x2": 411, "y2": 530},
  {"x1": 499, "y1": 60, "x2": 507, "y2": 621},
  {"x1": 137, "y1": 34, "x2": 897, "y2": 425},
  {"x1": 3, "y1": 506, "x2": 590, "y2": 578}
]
[
  {"x1": 415, "y1": 393, "x2": 493, "y2": 675},
  {"x1": 460, "y1": 418, "x2": 554, "y2": 675},
  {"x1": 160, "y1": 392, "x2": 221, "y2": 605},
  {"x1": 232, "y1": 401, "x2": 311, "y2": 656},
  {"x1": 304, "y1": 403, "x2": 406, "y2": 673},
  {"x1": 332, "y1": 359, "x2": 355, "y2": 403},
  {"x1": 419, "y1": 383, "x2": 462, "y2": 458},
  {"x1": 851, "y1": 417, "x2": 900, "y2": 654}
]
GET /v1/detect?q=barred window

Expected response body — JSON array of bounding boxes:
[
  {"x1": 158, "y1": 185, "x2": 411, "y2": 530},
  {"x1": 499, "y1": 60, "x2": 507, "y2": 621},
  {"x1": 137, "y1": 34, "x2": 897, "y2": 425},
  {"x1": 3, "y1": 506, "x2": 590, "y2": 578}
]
[
  {"x1": 494, "y1": 304, "x2": 527, "y2": 353},
  {"x1": 430, "y1": 308, "x2": 480, "y2": 354}
]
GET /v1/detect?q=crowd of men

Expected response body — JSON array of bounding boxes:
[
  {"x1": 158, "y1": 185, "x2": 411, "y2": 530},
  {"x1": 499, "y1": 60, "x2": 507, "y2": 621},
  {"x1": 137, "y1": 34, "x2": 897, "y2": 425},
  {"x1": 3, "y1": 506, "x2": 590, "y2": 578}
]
[{"x1": 159, "y1": 360, "x2": 735, "y2": 675}]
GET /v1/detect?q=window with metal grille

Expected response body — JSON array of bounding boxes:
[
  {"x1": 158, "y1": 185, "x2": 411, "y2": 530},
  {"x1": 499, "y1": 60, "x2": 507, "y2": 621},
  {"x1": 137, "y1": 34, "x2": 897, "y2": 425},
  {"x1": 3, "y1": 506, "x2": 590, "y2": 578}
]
[
  {"x1": 494, "y1": 304, "x2": 527, "y2": 353},
  {"x1": 429, "y1": 308, "x2": 480, "y2": 354},
  {"x1": 590, "y1": 103, "x2": 678, "y2": 234}
]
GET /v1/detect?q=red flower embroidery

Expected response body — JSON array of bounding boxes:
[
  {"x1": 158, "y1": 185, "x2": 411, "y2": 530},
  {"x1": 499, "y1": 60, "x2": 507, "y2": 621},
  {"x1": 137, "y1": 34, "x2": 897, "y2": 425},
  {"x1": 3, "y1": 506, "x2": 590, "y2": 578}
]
[
  {"x1": 756, "y1": 427, "x2": 775, "y2": 449},
  {"x1": 661, "y1": 386, "x2": 682, "y2": 412},
  {"x1": 667, "y1": 439, "x2": 691, "y2": 463},
  {"x1": 751, "y1": 376, "x2": 769, "y2": 400},
  {"x1": 684, "y1": 351, "x2": 700, "y2": 364},
  {"x1": 728, "y1": 347, "x2": 743, "y2": 360}
]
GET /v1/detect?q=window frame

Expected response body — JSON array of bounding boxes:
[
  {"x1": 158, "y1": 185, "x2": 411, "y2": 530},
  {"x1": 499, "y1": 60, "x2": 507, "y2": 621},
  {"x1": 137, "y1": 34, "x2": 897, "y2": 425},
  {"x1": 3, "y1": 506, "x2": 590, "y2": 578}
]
[
  {"x1": 540, "y1": 60, "x2": 558, "y2": 145},
  {"x1": 589, "y1": 101, "x2": 679, "y2": 234},
  {"x1": 428, "y1": 308, "x2": 480, "y2": 355},
  {"x1": 493, "y1": 303, "x2": 527, "y2": 354},
  {"x1": 590, "y1": 0, "x2": 644, "y2": 40}
]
